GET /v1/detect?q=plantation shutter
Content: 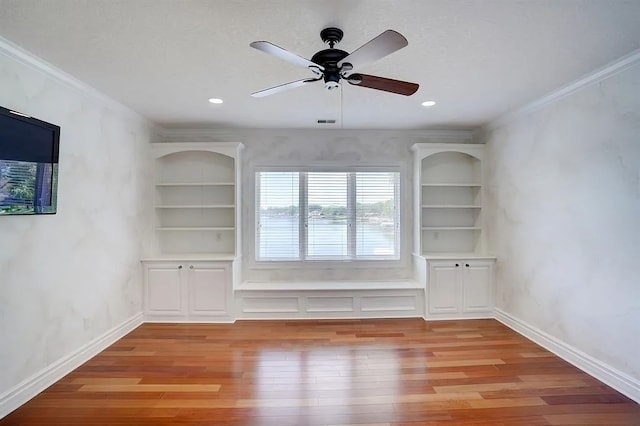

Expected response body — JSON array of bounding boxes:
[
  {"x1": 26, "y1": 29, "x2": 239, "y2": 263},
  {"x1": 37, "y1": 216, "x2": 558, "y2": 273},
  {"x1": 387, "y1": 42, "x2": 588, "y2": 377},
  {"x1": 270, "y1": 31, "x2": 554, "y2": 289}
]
[
  {"x1": 306, "y1": 172, "x2": 349, "y2": 258},
  {"x1": 257, "y1": 172, "x2": 300, "y2": 260},
  {"x1": 355, "y1": 172, "x2": 400, "y2": 258}
]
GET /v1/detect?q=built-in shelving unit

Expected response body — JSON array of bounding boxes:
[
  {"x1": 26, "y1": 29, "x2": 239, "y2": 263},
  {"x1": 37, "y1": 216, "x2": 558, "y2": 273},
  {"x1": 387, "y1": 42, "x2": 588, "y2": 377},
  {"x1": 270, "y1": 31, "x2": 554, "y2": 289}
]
[
  {"x1": 143, "y1": 142, "x2": 243, "y2": 323},
  {"x1": 412, "y1": 143, "x2": 494, "y2": 320},
  {"x1": 412, "y1": 144, "x2": 485, "y2": 256},
  {"x1": 150, "y1": 142, "x2": 243, "y2": 257}
]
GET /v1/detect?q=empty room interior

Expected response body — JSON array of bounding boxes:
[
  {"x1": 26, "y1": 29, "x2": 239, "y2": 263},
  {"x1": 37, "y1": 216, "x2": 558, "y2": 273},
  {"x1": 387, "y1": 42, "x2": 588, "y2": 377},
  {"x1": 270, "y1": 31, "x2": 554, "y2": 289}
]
[{"x1": 1, "y1": 1, "x2": 639, "y2": 424}]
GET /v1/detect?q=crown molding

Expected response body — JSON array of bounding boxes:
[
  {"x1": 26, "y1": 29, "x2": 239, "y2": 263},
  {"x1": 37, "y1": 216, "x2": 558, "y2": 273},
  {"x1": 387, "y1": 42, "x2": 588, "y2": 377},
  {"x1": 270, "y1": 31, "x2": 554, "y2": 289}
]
[
  {"x1": 484, "y1": 48, "x2": 640, "y2": 133},
  {"x1": 0, "y1": 36, "x2": 158, "y2": 131}
]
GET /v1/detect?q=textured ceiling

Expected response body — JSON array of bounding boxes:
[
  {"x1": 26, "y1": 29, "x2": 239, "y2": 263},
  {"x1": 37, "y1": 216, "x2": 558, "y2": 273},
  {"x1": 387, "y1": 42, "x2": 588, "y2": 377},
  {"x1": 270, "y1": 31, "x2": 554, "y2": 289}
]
[{"x1": 1, "y1": 0, "x2": 640, "y2": 129}]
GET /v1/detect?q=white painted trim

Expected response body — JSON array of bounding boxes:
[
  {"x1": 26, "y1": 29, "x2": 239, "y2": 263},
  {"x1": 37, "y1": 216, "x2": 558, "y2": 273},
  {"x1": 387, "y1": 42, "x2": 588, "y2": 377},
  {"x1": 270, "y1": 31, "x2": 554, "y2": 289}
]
[
  {"x1": 156, "y1": 127, "x2": 475, "y2": 143},
  {"x1": 236, "y1": 281, "x2": 422, "y2": 291},
  {"x1": 424, "y1": 314, "x2": 494, "y2": 321},
  {"x1": 0, "y1": 36, "x2": 157, "y2": 130},
  {"x1": 235, "y1": 288, "x2": 425, "y2": 320},
  {"x1": 485, "y1": 48, "x2": 640, "y2": 132},
  {"x1": 0, "y1": 313, "x2": 144, "y2": 419},
  {"x1": 151, "y1": 142, "x2": 244, "y2": 160},
  {"x1": 143, "y1": 319, "x2": 236, "y2": 324},
  {"x1": 411, "y1": 143, "x2": 485, "y2": 161},
  {"x1": 494, "y1": 308, "x2": 640, "y2": 404}
]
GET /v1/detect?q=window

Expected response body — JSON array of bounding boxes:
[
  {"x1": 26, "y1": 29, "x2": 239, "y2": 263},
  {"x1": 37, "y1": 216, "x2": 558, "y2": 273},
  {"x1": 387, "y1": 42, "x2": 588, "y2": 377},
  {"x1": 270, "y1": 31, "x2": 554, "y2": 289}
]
[{"x1": 256, "y1": 169, "x2": 400, "y2": 261}]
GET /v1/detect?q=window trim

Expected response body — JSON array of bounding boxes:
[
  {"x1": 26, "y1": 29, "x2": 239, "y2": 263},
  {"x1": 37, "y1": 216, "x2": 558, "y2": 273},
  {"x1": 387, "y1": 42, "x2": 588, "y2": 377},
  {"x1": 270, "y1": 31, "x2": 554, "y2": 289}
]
[{"x1": 255, "y1": 166, "x2": 402, "y2": 264}]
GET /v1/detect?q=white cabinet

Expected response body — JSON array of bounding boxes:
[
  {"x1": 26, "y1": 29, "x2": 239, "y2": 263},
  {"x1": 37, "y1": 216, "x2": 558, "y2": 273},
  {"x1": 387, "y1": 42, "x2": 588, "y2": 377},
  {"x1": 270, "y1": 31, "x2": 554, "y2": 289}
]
[
  {"x1": 145, "y1": 263, "x2": 185, "y2": 316},
  {"x1": 428, "y1": 262, "x2": 460, "y2": 314},
  {"x1": 462, "y1": 261, "x2": 493, "y2": 313},
  {"x1": 427, "y1": 259, "x2": 494, "y2": 318},
  {"x1": 143, "y1": 261, "x2": 233, "y2": 322},
  {"x1": 188, "y1": 265, "x2": 230, "y2": 317}
]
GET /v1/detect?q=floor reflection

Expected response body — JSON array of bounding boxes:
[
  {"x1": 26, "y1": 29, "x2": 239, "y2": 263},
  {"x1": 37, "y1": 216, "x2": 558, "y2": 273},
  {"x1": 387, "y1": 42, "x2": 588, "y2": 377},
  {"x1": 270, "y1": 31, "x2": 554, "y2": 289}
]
[{"x1": 251, "y1": 344, "x2": 401, "y2": 422}]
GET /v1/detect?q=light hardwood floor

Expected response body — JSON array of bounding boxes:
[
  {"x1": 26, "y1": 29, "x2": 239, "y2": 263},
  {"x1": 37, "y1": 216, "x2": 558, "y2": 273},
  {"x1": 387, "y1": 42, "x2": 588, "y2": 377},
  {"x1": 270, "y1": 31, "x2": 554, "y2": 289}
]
[{"x1": 2, "y1": 319, "x2": 639, "y2": 425}]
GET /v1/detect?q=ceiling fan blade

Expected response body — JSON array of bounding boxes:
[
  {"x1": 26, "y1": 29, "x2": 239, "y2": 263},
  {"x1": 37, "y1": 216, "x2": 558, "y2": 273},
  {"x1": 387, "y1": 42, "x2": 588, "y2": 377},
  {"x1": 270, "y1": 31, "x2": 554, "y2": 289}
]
[
  {"x1": 347, "y1": 74, "x2": 419, "y2": 96},
  {"x1": 338, "y1": 30, "x2": 408, "y2": 70},
  {"x1": 251, "y1": 77, "x2": 321, "y2": 98},
  {"x1": 250, "y1": 41, "x2": 324, "y2": 72}
]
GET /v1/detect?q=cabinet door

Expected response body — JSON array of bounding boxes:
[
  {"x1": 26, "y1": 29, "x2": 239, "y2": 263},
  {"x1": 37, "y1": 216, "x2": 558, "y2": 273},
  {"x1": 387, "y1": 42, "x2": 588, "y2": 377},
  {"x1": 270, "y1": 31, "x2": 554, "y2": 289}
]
[
  {"x1": 187, "y1": 263, "x2": 230, "y2": 317},
  {"x1": 462, "y1": 261, "x2": 493, "y2": 313},
  {"x1": 428, "y1": 262, "x2": 460, "y2": 314},
  {"x1": 145, "y1": 263, "x2": 186, "y2": 316}
]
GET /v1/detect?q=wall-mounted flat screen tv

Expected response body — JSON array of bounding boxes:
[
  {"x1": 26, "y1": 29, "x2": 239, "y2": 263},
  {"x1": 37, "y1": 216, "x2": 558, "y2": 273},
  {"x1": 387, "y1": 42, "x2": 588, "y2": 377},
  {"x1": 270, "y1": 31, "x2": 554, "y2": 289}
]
[{"x1": 0, "y1": 106, "x2": 60, "y2": 215}]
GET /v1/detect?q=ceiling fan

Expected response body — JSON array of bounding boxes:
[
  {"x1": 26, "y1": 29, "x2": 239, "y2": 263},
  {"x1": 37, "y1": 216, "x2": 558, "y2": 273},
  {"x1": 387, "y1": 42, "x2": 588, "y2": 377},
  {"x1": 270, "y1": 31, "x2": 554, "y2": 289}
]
[{"x1": 250, "y1": 27, "x2": 419, "y2": 97}]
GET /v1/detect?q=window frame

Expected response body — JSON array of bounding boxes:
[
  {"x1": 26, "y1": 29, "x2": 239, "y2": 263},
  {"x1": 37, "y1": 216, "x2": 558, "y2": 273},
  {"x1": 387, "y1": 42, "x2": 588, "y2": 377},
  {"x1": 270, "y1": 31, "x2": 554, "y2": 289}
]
[{"x1": 255, "y1": 166, "x2": 402, "y2": 264}]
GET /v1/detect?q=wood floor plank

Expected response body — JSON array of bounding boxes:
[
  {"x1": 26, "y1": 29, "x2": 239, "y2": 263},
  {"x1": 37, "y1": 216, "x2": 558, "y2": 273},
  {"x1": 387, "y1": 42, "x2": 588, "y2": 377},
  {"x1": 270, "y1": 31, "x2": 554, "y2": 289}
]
[
  {"x1": 71, "y1": 378, "x2": 142, "y2": 385},
  {"x1": 544, "y1": 412, "x2": 640, "y2": 425},
  {"x1": 78, "y1": 384, "x2": 221, "y2": 392},
  {"x1": 467, "y1": 397, "x2": 547, "y2": 409},
  {"x1": 1, "y1": 318, "x2": 638, "y2": 425}
]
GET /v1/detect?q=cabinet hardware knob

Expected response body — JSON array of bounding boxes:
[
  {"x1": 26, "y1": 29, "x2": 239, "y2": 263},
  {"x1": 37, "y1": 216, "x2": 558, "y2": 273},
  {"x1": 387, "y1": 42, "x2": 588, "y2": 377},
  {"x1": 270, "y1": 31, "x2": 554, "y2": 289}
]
[
  {"x1": 178, "y1": 265, "x2": 183, "y2": 269},
  {"x1": 455, "y1": 263, "x2": 460, "y2": 267},
  {"x1": 465, "y1": 264, "x2": 470, "y2": 267},
  {"x1": 189, "y1": 265, "x2": 194, "y2": 269}
]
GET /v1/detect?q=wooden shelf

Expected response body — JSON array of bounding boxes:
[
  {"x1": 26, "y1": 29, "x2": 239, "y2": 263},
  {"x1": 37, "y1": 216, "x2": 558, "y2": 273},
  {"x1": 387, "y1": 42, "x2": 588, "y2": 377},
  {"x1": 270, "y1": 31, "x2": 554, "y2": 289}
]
[
  {"x1": 421, "y1": 253, "x2": 496, "y2": 260},
  {"x1": 421, "y1": 183, "x2": 481, "y2": 187},
  {"x1": 155, "y1": 205, "x2": 235, "y2": 209},
  {"x1": 422, "y1": 226, "x2": 481, "y2": 231},
  {"x1": 141, "y1": 253, "x2": 237, "y2": 261},
  {"x1": 156, "y1": 227, "x2": 235, "y2": 231},
  {"x1": 156, "y1": 182, "x2": 235, "y2": 187},
  {"x1": 421, "y1": 205, "x2": 481, "y2": 209}
]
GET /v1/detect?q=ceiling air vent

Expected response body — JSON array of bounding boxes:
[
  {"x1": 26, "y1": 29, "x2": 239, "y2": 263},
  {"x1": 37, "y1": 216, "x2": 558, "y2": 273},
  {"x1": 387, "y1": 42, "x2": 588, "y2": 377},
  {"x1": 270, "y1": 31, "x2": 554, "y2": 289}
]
[{"x1": 317, "y1": 119, "x2": 336, "y2": 124}]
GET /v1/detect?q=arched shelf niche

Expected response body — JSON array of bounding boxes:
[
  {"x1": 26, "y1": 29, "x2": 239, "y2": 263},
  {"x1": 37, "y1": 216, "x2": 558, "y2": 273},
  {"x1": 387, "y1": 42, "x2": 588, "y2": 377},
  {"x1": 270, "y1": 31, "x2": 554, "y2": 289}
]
[
  {"x1": 151, "y1": 142, "x2": 243, "y2": 257},
  {"x1": 412, "y1": 144, "x2": 485, "y2": 256}
]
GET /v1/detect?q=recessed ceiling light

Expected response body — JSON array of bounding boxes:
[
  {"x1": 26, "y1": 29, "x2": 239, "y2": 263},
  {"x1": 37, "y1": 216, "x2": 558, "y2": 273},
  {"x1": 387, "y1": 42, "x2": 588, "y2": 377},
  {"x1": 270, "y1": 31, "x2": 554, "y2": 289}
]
[
  {"x1": 208, "y1": 98, "x2": 223, "y2": 104},
  {"x1": 421, "y1": 100, "x2": 436, "y2": 107}
]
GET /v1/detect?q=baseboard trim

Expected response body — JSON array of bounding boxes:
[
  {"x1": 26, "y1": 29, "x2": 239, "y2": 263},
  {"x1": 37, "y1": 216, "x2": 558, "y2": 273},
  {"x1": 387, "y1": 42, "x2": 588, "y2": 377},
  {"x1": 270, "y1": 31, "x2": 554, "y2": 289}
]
[
  {"x1": 0, "y1": 313, "x2": 144, "y2": 419},
  {"x1": 423, "y1": 314, "x2": 494, "y2": 321},
  {"x1": 494, "y1": 308, "x2": 640, "y2": 404}
]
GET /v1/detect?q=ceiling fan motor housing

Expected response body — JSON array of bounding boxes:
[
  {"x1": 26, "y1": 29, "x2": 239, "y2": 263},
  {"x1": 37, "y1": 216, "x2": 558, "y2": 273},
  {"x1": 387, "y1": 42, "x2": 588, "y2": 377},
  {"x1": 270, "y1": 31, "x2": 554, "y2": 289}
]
[
  {"x1": 311, "y1": 48, "x2": 350, "y2": 89},
  {"x1": 313, "y1": 28, "x2": 352, "y2": 90}
]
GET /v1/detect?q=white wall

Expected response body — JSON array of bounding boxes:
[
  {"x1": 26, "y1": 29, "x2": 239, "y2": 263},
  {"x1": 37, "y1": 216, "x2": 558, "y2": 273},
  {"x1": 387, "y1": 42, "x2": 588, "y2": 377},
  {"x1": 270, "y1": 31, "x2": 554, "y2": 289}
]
[
  {"x1": 484, "y1": 59, "x2": 640, "y2": 382},
  {"x1": 0, "y1": 41, "x2": 153, "y2": 407}
]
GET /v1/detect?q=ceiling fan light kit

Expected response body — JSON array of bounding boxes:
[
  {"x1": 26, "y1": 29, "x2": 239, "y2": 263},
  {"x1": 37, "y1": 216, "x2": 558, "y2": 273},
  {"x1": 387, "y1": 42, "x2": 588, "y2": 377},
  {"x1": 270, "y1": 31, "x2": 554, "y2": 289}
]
[{"x1": 250, "y1": 27, "x2": 419, "y2": 97}]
